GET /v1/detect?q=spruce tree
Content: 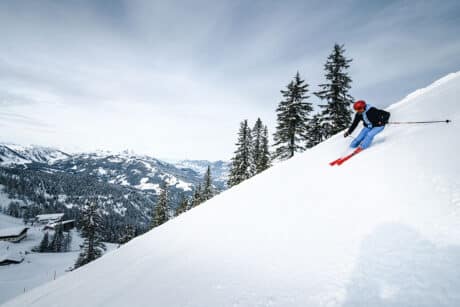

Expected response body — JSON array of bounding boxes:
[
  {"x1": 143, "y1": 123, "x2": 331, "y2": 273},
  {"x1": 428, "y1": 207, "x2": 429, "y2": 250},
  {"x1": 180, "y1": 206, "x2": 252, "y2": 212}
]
[
  {"x1": 252, "y1": 118, "x2": 263, "y2": 174},
  {"x1": 63, "y1": 231, "x2": 72, "y2": 252},
  {"x1": 152, "y1": 185, "x2": 169, "y2": 228},
  {"x1": 118, "y1": 225, "x2": 135, "y2": 246},
  {"x1": 50, "y1": 223, "x2": 64, "y2": 252},
  {"x1": 74, "y1": 200, "x2": 106, "y2": 269},
  {"x1": 252, "y1": 119, "x2": 271, "y2": 174},
  {"x1": 228, "y1": 120, "x2": 253, "y2": 187},
  {"x1": 315, "y1": 44, "x2": 354, "y2": 138},
  {"x1": 38, "y1": 232, "x2": 50, "y2": 252},
  {"x1": 201, "y1": 166, "x2": 214, "y2": 202},
  {"x1": 191, "y1": 184, "x2": 202, "y2": 208},
  {"x1": 175, "y1": 193, "x2": 190, "y2": 216},
  {"x1": 261, "y1": 126, "x2": 271, "y2": 169},
  {"x1": 306, "y1": 114, "x2": 324, "y2": 148},
  {"x1": 273, "y1": 72, "x2": 313, "y2": 160}
]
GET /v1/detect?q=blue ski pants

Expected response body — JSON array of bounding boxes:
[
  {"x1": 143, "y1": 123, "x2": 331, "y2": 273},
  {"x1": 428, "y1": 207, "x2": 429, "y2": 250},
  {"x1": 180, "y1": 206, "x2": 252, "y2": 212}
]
[{"x1": 350, "y1": 126, "x2": 385, "y2": 149}]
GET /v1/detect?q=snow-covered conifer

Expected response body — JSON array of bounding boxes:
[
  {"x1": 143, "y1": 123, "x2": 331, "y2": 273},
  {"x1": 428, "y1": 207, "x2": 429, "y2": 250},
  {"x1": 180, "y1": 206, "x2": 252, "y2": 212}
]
[
  {"x1": 315, "y1": 44, "x2": 354, "y2": 138},
  {"x1": 191, "y1": 184, "x2": 202, "y2": 208},
  {"x1": 63, "y1": 231, "x2": 72, "y2": 252},
  {"x1": 228, "y1": 120, "x2": 253, "y2": 187},
  {"x1": 152, "y1": 185, "x2": 170, "y2": 228},
  {"x1": 306, "y1": 114, "x2": 325, "y2": 148},
  {"x1": 118, "y1": 225, "x2": 135, "y2": 246},
  {"x1": 175, "y1": 193, "x2": 190, "y2": 216},
  {"x1": 252, "y1": 120, "x2": 271, "y2": 174},
  {"x1": 74, "y1": 200, "x2": 106, "y2": 269},
  {"x1": 50, "y1": 223, "x2": 65, "y2": 252},
  {"x1": 38, "y1": 232, "x2": 50, "y2": 252},
  {"x1": 273, "y1": 72, "x2": 313, "y2": 160},
  {"x1": 201, "y1": 166, "x2": 214, "y2": 201}
]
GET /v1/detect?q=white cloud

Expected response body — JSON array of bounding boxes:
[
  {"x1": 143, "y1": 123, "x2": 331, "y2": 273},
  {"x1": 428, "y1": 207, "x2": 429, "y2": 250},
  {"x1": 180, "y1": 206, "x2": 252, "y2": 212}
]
[{"x1": 0, "y1": 0, "x2": 459, "y2": 159}]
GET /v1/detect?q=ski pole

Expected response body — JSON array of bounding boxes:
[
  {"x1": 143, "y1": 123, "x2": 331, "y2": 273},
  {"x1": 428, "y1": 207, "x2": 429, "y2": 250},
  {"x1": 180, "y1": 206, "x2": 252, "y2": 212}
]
[{"x1": 388, "y1": 119, "x2": 451, "y2": 125}]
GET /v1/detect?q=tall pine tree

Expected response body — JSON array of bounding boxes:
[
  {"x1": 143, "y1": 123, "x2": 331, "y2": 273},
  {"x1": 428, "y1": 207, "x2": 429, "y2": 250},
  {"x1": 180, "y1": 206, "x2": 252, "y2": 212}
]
[
  {"x1": 74, "y1": 200, "x2": 106, "y2": 269},
  {"x1": 38, "y1": 231, "x2": 50, "y2": 252},
  {"x1": 50, "y1": 223, "x2": 64, "y2": 252},
  {"x1": 315, "y1": 43, "x2": 354, "y2": 138},
  {"x1": 201, "y1": 166, "x2": 214, "y2": 202},
  {"x1": 63, "y1": 231, "x2": 72, "y2": 252},
  {"x1": 273, "y1": 72, "x2": 313, "y2": 160},
  {"x1": 191, "y1": 184, "x2": 203, "y2": 208},
  {"x1": 261, "y1": 126, "x2": 271, "y2": 170},
  {"x1": 152, "y1": 184, "x2": 170, "y2": 228},
  {"x1": 118, "y1": 225, "x2": 136, "y2": 246},
  {"x1": 228, "y1": 120, "x2": 253, "y2": 187},
  {"x1": 175, "y1": 193, "x2": 190, "y2": 216},
  {"x1": 306, "y1": 113, "x2": 324, "y2": 148},
  {"x1": 252, "y1": 119, "x2": 271, "y2": 174}
]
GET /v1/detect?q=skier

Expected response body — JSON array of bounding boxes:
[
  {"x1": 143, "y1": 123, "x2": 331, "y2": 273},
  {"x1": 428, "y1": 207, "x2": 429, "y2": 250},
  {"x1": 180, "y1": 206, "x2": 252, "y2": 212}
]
[{"x1": 344, "y1": 100, "x2": 390, "y2": 150}]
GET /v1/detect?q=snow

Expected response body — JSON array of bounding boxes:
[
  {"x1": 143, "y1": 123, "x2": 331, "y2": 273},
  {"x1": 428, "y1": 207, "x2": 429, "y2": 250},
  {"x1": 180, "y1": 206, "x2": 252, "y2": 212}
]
[
  {"x1": 135, "y1": 178, "x2": 161, "y2": 193},
  {"x1": 0, "y1": 245, "x2": 24, "y2": 263},
  {"x1": 107, "y1": 157, "x2": 124, "y2": 163},
  {"x1": 0, "y1": 188, "x2": 27, "y2": 211},
  {"x1": 0, "y1": 227, "x2": 27, "y2": 238},
  {"x1": 174, "y1": 160, "x2": 209, "y2": 174},
  {"x1": 140, "y1": 160, "x2": 157, "y2": 172},
  {"x1": 0, "y1": 213, "x2": 117, "y2": 305},
  {"x1": 2, "y1": 71, "x2": 460, "y2": 307},
  {"x1": 117, "y1": 176, "x2": 130, "y2": 186},
  {"x1": 162, "y1": 175, "x2": 193, "y2": 191},
  {"x1": 0, "y1": 144, "x2": 69, "y2": 164},
  {"x1": 97, "y1": 167, "x2": 107, "y2": 175},
  {"x1": 0, "y1": 213, "x2": 79, "y2": 304},
  {"x1": 175, "y1": 180, "x2": 193, "y2": 191},
  {"x1": 36, "y1": 214, "x2": 64, "y2": 223}
]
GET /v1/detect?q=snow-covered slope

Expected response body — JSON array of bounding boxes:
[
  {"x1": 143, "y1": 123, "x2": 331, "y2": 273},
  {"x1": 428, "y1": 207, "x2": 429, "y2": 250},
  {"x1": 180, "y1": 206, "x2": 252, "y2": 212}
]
[
  {"x1": 3, "y1": 72, "x2": 460, "y2": 307},
  {"x1": 0, "y1": 144, "x2": 70, "y2": 165},
  {"x1": 0, "y1": 213, "x2": 81, "y2": 304},
  {"x1": 0, "y1": 213, "x2": 117, "y2": 305}
]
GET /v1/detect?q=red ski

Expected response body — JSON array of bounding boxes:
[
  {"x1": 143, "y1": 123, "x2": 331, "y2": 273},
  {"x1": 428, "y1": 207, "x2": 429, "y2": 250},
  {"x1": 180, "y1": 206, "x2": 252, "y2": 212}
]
[
  {"x1": 329, "y1": 158, "x2": 342, "y2": 166},
  {"x1": 330, "y1": 147, "x2": 363, "y2": 166}
]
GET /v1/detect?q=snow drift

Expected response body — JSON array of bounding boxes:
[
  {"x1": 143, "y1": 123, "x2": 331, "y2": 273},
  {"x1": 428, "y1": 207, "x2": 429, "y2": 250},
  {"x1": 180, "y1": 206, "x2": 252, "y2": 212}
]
[{"x1": 3, "y1": 72, "x2": 460, "y2": 307}]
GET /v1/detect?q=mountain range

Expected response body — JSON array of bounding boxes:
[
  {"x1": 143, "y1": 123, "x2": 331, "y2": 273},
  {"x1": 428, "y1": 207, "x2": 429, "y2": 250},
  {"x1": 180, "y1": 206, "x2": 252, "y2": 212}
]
[{"x1": 0, "y1": 143, "x2": 229, "y2": 241}]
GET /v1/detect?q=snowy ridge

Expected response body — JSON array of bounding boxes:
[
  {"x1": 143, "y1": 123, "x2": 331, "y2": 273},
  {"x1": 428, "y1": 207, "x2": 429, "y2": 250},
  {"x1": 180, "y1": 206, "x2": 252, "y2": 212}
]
[
  {"x1": 0, "y1": 144, "x2": 70, "y2": 165},
  {"x1": 387, "y1": 71, "x2": 460, "y2": 110},
  {"x1": 2, "y1": 72, "x2": 460, "y2": 307},
  {"x1": 174, "y1": 159, "x2": 230, "y2": 186}
]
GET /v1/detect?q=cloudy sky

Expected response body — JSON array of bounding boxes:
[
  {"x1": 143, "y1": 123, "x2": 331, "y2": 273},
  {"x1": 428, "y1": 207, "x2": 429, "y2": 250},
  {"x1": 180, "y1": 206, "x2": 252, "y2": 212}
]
[{"x1": 1, "y1": 0, "x2": 459, "y2": 160}]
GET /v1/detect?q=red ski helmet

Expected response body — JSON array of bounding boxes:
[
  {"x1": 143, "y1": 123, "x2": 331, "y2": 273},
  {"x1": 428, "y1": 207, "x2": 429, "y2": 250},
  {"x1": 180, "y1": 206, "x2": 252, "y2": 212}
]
[{"x1": 353, "y1": 100, "x2": 366, "y2": 111}]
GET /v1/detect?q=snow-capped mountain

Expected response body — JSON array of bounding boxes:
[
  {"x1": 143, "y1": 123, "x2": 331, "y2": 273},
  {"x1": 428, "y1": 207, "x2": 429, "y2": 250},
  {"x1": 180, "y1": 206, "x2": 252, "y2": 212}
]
[
  {"x1": 51, "y1": 152, "x2": 200, "y2": 194},
  {"x1": 3, "y1": 73, "x2": 458, "y2": 306},
  {"x1": 174, "y1": 159, "x2": 230, "y2": 188},
  {"x1": 0, "y1": 145, "x2": 230, "y2": 245},
  {"x1": 0, "y1": 144, "x2": 70, "y2": 165},
  {"x1": 0, "y1": 144, "x2": 227, "y2": 194}
]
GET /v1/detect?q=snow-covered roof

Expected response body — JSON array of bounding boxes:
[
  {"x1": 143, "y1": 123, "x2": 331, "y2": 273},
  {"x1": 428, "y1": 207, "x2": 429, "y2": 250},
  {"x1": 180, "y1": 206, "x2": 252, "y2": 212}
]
[
  {"x1": 0, "y1": 253, "x2": 24, "y2": 264},
  {"x1": 36, "y1": 213, "x2": 64, "y2": 221},
  {"x1": 43, "y1": 220, "x2": 75, "y2": 229},
  {"x1": 0, "y1": 227, "x2": 28, "y2": 238}
]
